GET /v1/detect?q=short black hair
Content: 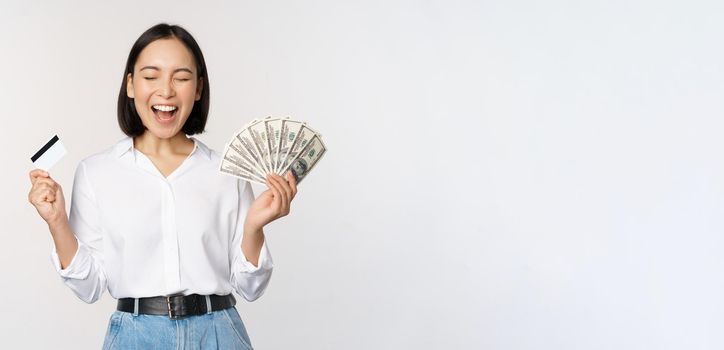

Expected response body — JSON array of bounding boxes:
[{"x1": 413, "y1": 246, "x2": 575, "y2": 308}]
[{"x1": 117, "y1": 23, "x2": 210, "y2": 137}]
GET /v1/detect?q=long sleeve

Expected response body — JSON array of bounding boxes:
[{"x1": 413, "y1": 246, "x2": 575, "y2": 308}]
[
  {"x1": 49, "y1": 160, "x2": 108, "y2": 303},
  {"x1": 229, "y1": 179, "x2": 274, "y2": 302}
]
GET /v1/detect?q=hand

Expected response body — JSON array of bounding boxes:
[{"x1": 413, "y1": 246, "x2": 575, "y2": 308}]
[
  {"x1": 28, "y1": 169, "x2": 67, "y2": 225},
  {"x1": 244, "y1": 171, "x2": 298, "y2": 231}
]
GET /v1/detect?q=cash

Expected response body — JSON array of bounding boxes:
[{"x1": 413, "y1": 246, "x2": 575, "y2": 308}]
[{"x1": 219, "y1": 116, "x2": 327, "y2": 185}]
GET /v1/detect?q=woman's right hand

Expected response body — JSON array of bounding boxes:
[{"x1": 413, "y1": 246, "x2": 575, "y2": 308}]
[{"x1": 28, "y1": 169, "x2": 67, "y2": 225}]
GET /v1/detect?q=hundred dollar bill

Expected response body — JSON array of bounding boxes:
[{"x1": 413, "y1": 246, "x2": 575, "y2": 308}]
[
  {"x1": 219, "y1": 158, "x2": 266, "y2": 185},
  {"x1": 271, "y1": 117, "x2": 291, "y2": 173},
  {"x1": 275, "y1": 119, "x2": 305, "y2": 173},
  {"x1": 277, "y1": 124, "x2": 319, "y2": 175},
  {"x1": 227, "y1": 131, "x2": 266, "y2": 178},
  {"x1": 280, "y1": 134, "x2": 326, "y2": 184},
  {"x1": 264, "y1": 117, "x2": 282, "y2": 173},
  {"x1": 222, "y1": 146, "x2": 264, "y2": 180},
  {"x1": 248, "y1": 119, "x2": 273, "y2": 175},
  {"x1": 235, "y1": 126, "x2": 269, "y2": 177}
]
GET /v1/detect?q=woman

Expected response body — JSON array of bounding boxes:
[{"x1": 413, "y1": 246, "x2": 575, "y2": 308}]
[{"x1": 27, "y1": 23, "x2": 297, "y2": 349}]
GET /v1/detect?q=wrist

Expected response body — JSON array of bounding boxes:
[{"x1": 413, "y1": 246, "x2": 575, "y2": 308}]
[
  {"x1": 46, "y1": 214, "x2": 69, "y2": 231},
  {"x1": 243, "y1": 223, "x2": 263, "y2": 236}
]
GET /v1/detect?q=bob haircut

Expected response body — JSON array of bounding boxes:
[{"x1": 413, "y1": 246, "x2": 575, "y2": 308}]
[{"x1": 117, "y1": 23, "x2": 210, "y2": 137}]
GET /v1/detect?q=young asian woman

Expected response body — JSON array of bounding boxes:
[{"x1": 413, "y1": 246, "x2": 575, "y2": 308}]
[{"x1": 27, "y1": 23, "x2": 297, "y2": 349}]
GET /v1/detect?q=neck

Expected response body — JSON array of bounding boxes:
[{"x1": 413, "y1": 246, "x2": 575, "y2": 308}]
[{"x1": 133, "y1": 132, "x2": 193, "y2": 157}]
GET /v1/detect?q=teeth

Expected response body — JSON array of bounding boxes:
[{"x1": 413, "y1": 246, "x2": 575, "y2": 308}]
[{"x1": 153, "y1": 105, "x2": 177, "y2": 112}]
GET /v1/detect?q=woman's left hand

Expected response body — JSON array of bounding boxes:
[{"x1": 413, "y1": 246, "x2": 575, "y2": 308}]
[{"x1": 244, "y1": 171, "x2": 298, "y2": 231}]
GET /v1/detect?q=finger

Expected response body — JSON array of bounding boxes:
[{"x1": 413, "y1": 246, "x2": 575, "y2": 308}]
[
  {"x1": 267, "y1": 175, "x2": 287, "y2": 208},
  {"x1": 272, "y1": 174, "x2": 293, "y2": 203},
  {"x1": 32, "y1": 182, "x2": 54, "y2": 195},
  {"x1": 272, "y1": 175, "x2": 290, "y2": 210},
  {"x1": 33, "y1": 178, "x2": 58, "y2": 189},
  {"x1": 272, "y1": 175, "x2": 291, "y2": 215},
  {"x1": 265, "y1": 176, "x2": 283, "y2": 213},
  {"x1": 266, "y1": 175, "x2": 287, "y2": 215},
  {"x1": 32, "y1": 179, "x2": 56, "y2": 193},
  {"x1": 32, "y1": 185, "x2": 61, "y2": 206},
  {"x1": 29, "y1": 169, "x2": 49, "y2": 184},
  {"x1": 36, "y1": 181, "x2": 59, "y2": 192},
  {"x1": 275, "y1": 174, "x2": 293, "y2": 214},
  {"x1": 32, "y1": 188, "x2": 54, "y2": 204},
  {"x1": 29, "y1": 169, "x2": 49, "y2": 178},
  {"x1": 286, "y1": 171, "x2": 298, "y2": 199}
]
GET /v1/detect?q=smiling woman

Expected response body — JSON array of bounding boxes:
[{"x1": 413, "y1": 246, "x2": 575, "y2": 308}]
[
  {"x1": 118, "y1": 27, "x2": 208, "y2": 140},
  {"x1": 133, "y1": 60, "x2": 197, "y2": 125},
  {"x1": 27, "y1": 22, "x2": 299, "y2": 350}
]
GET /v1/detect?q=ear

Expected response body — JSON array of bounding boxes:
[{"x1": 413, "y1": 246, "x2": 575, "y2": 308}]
[
  {"x1": 195, "y1": 77, "x2": 204, "y2": 101},
  {"x1": 126, "y1": 73, "x2": 135, "y2": 98}
]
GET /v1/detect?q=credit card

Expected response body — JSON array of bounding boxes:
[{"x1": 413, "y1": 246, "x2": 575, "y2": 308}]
[{"x1": 31, "y1": 135, "x2": 67, "y2": 170}]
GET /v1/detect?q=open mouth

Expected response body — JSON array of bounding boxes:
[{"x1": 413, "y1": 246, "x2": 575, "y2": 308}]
[{"x1": 152, "y1": 105, "x2": 178, "y2": 122}]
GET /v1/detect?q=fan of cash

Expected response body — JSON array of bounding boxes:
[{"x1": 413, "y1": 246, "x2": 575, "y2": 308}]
[{"x1": 219, "y1": 116, "x2": 327, "y2": 186}]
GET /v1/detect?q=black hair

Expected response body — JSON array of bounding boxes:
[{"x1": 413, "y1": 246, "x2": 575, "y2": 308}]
[{"x1": 117, "y1": 23, "x2": 209, "y2": 137}]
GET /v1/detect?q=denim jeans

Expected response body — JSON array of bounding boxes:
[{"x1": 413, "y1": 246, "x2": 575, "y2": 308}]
[{"x1": 102, "y1": 307, "x2": 253, "y2": 349}]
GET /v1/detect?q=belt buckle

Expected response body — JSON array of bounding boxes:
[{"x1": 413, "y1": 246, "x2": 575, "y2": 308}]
[{"x1": 166, "y1": 294, "x2": 185, "y2": 320}]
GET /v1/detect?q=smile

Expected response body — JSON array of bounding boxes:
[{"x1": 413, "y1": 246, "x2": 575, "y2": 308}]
[{"x1": 152, "y1": 105, "x2": 178, "y2": 123}]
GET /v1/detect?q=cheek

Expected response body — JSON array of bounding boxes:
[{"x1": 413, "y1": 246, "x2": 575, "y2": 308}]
[
  {"x1": 133, "y1": 98, "x2": 148, "y2": 114},
  {"x1": 178, "y1": 83, "x2": 199, "y2": 99},
  {"x1": 132, "y1": 83, "x2": 153, "y2": 101}
]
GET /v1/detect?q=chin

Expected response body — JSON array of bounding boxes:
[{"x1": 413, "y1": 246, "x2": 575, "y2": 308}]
[
  {"x1": 140, "y1": 113, "x2": 188, "y2": 139},
  {"x1": 142, "y1": 125, "x2": 181, "y2": 139}
]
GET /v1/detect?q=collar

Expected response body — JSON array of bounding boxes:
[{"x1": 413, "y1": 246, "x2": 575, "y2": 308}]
[{"x1": 114, "y1": 135, "x2": 212, "y2": 160}]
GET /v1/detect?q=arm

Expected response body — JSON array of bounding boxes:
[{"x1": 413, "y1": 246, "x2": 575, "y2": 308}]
[
  {"x1": 30, "y1": 162, "x2": 108, "y2": 304},
  {"x1": 229, "y1": 172, "x2": 298, "y2": 301},
  {"x1": 48, "y1": 217, "x2": 78, "y2": 270},
  {"x1": 241, "y1": 225, "x2": 264, "y2": 268},
  {"x1": 229, "y1": 179, "x2": 274, "y2": 301},
  {"x1": 29, "y1": 169, "x2": 77, "y2": 268}
]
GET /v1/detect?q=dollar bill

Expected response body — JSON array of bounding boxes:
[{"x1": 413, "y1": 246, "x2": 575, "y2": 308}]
[
  {"x1": 280, "y1": 134, "x2": 326, "y2": 184},
  {"x1": 227, "y1": 133, "x2": 266, "y2": 178},
  {"x1": 272, "y1": 117, "x2": 293, "y2": 173},
  {"x1": 275, "y1": 119, "x2": 305, "y2": 174},
  {"x1": 222, "y1": 146, "x2": 264, "y2": 179},
  {"x1": 248, "y1": 119, "x2": 273, "y2": 175},
  {"x1": 235, "y1": 126, "x2": 269, "y2": 178},
  {"x1": 264, "y1": 117, "x2": 282, "y2": 172},
  {"x1": 277, "y1": 124, "x2": 319, "y2": 175},
  {"x1": 219, "y1": 158, "x2": 266, "y2": 185}
]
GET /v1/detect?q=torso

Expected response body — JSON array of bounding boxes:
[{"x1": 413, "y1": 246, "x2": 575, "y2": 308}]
[
  {"x1": 146, "y1": 153, "x2": 191, "y2": 178},
  {"x1": 134, "y1": 137, "x2": 195, "y2": 178}
]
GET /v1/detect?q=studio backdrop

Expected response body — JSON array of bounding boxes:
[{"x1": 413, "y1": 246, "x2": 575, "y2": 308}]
[{"x1": 1, "y1": 0, "x2": 723, "y2": 349}]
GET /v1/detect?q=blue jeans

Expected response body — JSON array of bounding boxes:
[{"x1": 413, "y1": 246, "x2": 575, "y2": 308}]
[{"x1": 102, "y1": 307, "x2": 254, "y2": 349}]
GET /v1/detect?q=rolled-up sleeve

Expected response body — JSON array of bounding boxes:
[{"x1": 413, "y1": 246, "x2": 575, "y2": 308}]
[
  {"x1": 229, "y1": 179, "x2": 273, "y2": 302},
  {"x1": 49, "y1": 160, "x2": 108, "y2": 304}
]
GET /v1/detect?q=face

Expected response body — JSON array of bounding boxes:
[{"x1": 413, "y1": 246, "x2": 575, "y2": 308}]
[
  {"x1": 126, "y1": 38, "x2": 203, "y2": 139},
  {"x1": 291, "y1": 159, "x2": 307, "y2": 176}
]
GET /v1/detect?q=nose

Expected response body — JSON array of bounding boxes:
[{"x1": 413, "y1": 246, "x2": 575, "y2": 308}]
[{"x1": 157, "y1": 77, "x2": 176, "y2": 98}]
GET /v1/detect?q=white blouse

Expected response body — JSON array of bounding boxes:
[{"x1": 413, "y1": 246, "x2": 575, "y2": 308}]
[{"x1": 49, "y1": 136, "x2": 273, "y2": 303}]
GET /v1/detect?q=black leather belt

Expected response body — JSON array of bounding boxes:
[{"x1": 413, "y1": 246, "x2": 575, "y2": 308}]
[{"x1": 117, "y1": 293, "x2": 236, "y2": 319}]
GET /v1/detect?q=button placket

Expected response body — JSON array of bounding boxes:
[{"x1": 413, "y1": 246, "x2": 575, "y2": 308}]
[{"x1": 161, "y1": 179, "x2": 181, "y2": 293}]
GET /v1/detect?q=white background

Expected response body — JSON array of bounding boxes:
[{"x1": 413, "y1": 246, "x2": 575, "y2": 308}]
[{"x1": 2, "y1": 0, "x2": 723, "y2": 349}]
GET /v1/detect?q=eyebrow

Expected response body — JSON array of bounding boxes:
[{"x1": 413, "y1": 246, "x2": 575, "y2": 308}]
[{"x1": 139, "y1": 66, "x2": 194, "y2": 74}]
